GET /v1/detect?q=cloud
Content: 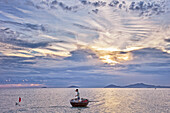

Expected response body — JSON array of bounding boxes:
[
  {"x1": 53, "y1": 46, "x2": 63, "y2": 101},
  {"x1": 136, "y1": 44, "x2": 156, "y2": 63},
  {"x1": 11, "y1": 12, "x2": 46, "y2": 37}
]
[
  {"x1": 164, "y1": 38, "x2": 170, "y2": 42},
  {"x1": 64, "y1": 48, "x2": 97, "y2": 62},
  {"x1": 0, "y1": 4, "x2": 29, "y2": 19},
  {"x1": 0, "y1": 84, "x2": 44, "y2": 88},
  {"x1": 121, "y1": 48, "x2": 170, "y2": 74},
  {"x1": 0, "y1": 37, "x2": 49, "y2": 48},
  {"x1": 73, "y1": 23, "x2": 103, "y2": 32},
  {"x1": 0, "y1": 20, "x2": 46, "y2": 31},
  {"x1": 92, "y1": 9, "x2": 99, "y2": 14}
]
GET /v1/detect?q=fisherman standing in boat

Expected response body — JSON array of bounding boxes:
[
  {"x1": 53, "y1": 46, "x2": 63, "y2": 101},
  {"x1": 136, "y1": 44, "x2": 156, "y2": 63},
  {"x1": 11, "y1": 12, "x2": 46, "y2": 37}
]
[
  {"x1": 75, "y1": 89, "x2": 80, "y2": 100},
  {"x1": 70, "y1": 89, "x2": 89, "y2": 107}
]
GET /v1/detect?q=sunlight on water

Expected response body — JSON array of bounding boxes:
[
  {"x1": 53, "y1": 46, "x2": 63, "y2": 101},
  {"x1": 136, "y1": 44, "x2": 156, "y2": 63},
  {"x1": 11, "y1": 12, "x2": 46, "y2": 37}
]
[{"x1": 0, "y1": 88, "x2": 169, "y2": 113}]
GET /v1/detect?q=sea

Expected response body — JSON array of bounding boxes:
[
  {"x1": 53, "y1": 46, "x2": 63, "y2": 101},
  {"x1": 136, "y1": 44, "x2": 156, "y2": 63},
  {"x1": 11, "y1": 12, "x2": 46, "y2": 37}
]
[{"x1": 0, "y1": 88, "x2": 169, "y2": 113}]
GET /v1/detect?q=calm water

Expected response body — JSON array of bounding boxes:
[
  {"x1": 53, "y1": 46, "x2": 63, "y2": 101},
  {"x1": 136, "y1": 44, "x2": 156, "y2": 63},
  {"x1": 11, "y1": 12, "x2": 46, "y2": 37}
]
[{"x1": 0, "y1": 88, "x2": 169, "y2": 113}]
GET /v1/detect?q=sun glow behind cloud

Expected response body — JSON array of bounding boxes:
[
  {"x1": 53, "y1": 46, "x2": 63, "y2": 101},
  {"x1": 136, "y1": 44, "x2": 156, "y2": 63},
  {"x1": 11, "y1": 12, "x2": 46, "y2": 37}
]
[{"x1": 91, "y1": 47, "x2": 133, "y2": 65}]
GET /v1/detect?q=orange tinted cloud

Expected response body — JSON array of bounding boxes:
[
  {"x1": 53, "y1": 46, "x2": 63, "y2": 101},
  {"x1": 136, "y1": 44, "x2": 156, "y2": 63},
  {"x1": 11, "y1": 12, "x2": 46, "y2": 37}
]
[{"x1": 0, "y1": 84, "x2": 44, "y2": 88}]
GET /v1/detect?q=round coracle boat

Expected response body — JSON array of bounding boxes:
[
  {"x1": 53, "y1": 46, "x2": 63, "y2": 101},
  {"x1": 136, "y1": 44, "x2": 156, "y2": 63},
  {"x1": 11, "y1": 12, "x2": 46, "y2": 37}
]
[{"x1": 70, "y1": 98, "x2": 89, "y2": 107}]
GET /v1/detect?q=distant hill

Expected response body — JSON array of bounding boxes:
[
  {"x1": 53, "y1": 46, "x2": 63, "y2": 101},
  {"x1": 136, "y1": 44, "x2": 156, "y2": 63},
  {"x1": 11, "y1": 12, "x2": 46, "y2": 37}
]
[
  {"x1": 68, "y1": 85, "x2": 80, "y2": 88},
  {"x1": 124, "y1": 83, "x2": 156, "y2": 88},
  {"x1": 41, "y1": 87, "x2": 47, "y2": 88},
  {"x1": 104, "y1": 84, "x2": 120, "y2": 88},
  {"x1": 104, "y1": 83, "x2": 170, "y2": 88}
]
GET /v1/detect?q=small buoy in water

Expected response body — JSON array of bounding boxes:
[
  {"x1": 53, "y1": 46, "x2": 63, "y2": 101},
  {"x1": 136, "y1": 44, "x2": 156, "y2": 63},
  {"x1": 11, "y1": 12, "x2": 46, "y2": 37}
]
[
  {"x1": 16, "y1": 97, "x2": 21, "y2": 106},
  {"x1": 19, "y1": 97, "x2": 21, "y2": 102}
]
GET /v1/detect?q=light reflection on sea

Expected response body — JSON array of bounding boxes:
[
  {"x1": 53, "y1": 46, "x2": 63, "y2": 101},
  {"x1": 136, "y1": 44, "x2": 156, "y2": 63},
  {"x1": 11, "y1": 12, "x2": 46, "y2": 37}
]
[{"x1": 0, "y1": 88, "x2": 169, "y2": 113}]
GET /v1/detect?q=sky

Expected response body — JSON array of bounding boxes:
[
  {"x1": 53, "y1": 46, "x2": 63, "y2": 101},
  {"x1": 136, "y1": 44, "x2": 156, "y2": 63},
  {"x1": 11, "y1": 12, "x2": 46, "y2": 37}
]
[{"x1": 0, "y1": 0, "x2": 170, "y2": 88}]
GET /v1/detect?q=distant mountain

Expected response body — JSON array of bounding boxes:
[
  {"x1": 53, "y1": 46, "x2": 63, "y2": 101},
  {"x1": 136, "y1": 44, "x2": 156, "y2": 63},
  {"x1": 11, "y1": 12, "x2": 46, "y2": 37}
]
[
  {"x1": 125, "y1": 83, "x2": 156, "y2": 88},
  {"x1": 125, "y1": 83, "x2": 170, "y2": 88},
  {"x1": 68, "y1": 85, "x2": 80, "y2": 88},
  {"x1": 104, "y1": 84, "x2": 120, "y2": 88},
  {"x1": 104, "y1": 83, "x2": 170, "y2": 88},
  {"x1": 41, "y1": 87, "x2": 47, "y2": 88}
]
